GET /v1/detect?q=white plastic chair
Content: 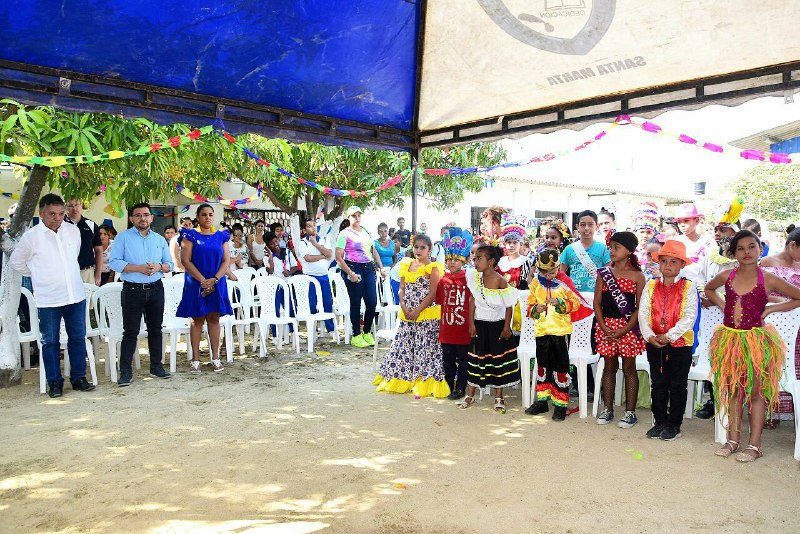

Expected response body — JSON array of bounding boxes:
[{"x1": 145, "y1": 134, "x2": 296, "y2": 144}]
[
  {"x1": 329, "y1": 271, "x2": 352, "y2": 343},
  {"x1": 18, "y1": 287, "x2": 38, "y2": 371},
  {"x1": 516, "y1": 291, "x2": 535, "y2": 409},
  {"x1": 765, "y1": 309, "x2": 800, "y2": 459},
  {"x1": 375, "y1": 270, "x2": 399, "y2": 330},
  {"x1": 220, "y1": 278, "x2": 266, "y2": 360},
  {"x1": 251, "y1": 276, "x2": 300, "y2": 353},
  {"x1": 568, "y1": 314, "x2": 600, "y2": 418},
  {"x1": 161, "y1": 276, "x2": 192, "y2": 373},
  {"x1": 686, "y1": 305, "x2": 724, "y2": 422},
  {"x1": 83, "y1": 283, "x2": 102, "y2": 362},
  {"x1": 94, "y1": 283, "x2": 145, "y2": 383},
  {"x1": 288, "y1": 275, "x2": 341, "y2": 352}
]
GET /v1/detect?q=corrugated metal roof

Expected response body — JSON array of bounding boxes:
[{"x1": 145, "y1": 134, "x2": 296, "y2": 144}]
[{"x1": 729, "y1": 120, "x2": 800, "y2": 152}]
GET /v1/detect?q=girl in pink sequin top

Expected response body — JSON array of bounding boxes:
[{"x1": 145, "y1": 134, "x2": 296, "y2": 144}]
[{"x1": 704, "y1": 231, "x2": 800, "y2": 462}]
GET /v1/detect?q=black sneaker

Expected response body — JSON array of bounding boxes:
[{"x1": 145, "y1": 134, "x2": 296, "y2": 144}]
[
  {"x1": 447, "y1": 389, "x2": 465, "y2": 401},
  {"x1": 118, "y1": 372, "x2": 133, "y2": 387},
  {"x1": 150, "y1": 367, "x2": 172, "y2": 379},
  {"x1": 71, "y1": 377, "x2": 96, "y2": 392},
  {"x1": 646, "y1": 423, "x2": 666, "y2": 439},
  {"x1": 660, "y1": 426, "x2": 682, "y2": 441},
  {"x1": 695, "y1": 400, "x2": 714, "y2": 419},
  {"x1": 552, "y1": 406, "x2": 567, "y2": 421},
  {"x1": 525, "y1": 400, "x2": 549, "y2": 415},
  {"x1": 47, "y1": 382, "x2": 63, "y2": 398}
]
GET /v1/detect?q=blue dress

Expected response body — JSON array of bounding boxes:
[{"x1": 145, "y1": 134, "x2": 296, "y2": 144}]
[
  {"x1": 177, "y1": 229, "x2": 234, "y2": 318},
  {"x1": 374, "y1": 239, "x2": 395, "y2": 267}
]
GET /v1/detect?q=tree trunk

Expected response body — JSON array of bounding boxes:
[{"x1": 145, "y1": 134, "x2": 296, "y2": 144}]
[{"x1": 0, "y1": 165, "x2": 49, "y2": 387}]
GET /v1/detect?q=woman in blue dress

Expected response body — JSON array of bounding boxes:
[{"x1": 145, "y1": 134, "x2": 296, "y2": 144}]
[{"x1": 177, "y1": 203, "x2": 233, "y2": 374}]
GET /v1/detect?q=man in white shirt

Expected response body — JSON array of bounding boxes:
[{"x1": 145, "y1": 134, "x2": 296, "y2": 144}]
[
  {"x1": 10, "y1": 194, "x2": 95, "y2": 398},
  {"x1": 296, "y1": 219, "x2": 336, "y2": 333}
]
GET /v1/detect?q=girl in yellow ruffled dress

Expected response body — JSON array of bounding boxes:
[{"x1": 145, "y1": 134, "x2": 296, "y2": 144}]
[{"x1": 374, "y1": 234, "x2": 450, "y2": 398}]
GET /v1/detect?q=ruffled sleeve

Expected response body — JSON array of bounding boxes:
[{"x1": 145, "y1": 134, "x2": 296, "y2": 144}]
[
  {"x1": 498, "y1": 285, "x2": 519, "y2": 308},
  {"x1": 427, "y1": 262, "x2": 445, "y2": 277},
  {"x1": 220, "y1": 229, "x2": 231, "y2": 242},
  {"x1": 178, "y1": 228, "x2": 197, "y2": 245},
  {"x1": 397, "y1": 257, "x2": 414, "y2": 282}
]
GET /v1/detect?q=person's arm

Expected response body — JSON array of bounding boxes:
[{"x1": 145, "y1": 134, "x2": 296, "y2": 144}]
[
  {"x1": 264, "y1": 247, "x2": 274, "y2": 274},
  {"x1": 638, "y1": 282, "x2": 659, "y2": 346},
  {"x1": 593, "y1": 273, "x2": 608, "y2": 334},
  {"x1": 335, "y1": 245, "x2": 360, "y2": 283},
  {"x1": 371, "y1": 243, "x2": 385, "y2": 275},
  {"x1": 615, "y1": 272, "x2": 644, "y2": 337},
  {"x1": 92, "y1": 224, "x2": 103, "y2": 284},
  {"x1": 468, "y1": 294, "x2": 477, "y2": 338},
  {"x1": 501, "y1": 305, "x2": 513, "y2": 339},
  {"x1": 703, "y1": 271, "x2": 728, "y2": 309},
  {"x1": 409, "y1": 265, "x2": 441, "y2": 318},
  {"x1": 170, "y1": 237, "x2": 184, "y2": 271},
  {"x1": 399, "y1": 278, "x2": 410, "y2": 317},
  {"x1": 763, "y1": 273, "x2": 800, "y2": 318},
  {"x1": 160, "y1": 237, "x2": 174, "y2": 273},
  {"x1": 307, "y1": 236, "x2": 333, "y2": 261},
  {"x1": 284, "y1": 251, "x2": 299, "y2": 277},
  {"x1": 180, "y1": 239, "x2": 209, "y2": 286},
  {"x1": 215, "y1": 241, "x2": 231, "y2": 280},
  {"x1": 8, "y1": 233, "x2": 33, "y2": 276}
]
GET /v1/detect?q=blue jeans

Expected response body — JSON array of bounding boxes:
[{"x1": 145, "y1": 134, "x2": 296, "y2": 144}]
[
  {"x1": 308, "y1": 274, "x2": 335, "y2": 331},
  {"x1": 38, "y1": 300, "x2": 87, "y2": 385},
  {"x1": 390, "y1": 279, "x2": 400, "y2": 305},
  {"x1": 343, "y1": 262, "x2": 377, "y2": 336}
]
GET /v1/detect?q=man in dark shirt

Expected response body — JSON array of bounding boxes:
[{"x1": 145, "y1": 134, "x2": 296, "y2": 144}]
[
  {"x1": 65, "y1": 198, "x2": 102, "y2": 285},
  {"x1": 395, "y1": 217, "x2": 411, "y2": 247}
]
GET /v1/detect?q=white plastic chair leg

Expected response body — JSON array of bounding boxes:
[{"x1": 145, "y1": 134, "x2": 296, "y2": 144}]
[
  {"x1": 107, "y1": 341, "x2": 118, "y2": 383},
  {"x1": 22, "y1": 343, "x2": 31, "y2": 370},
  {"x1": 224, "y1": 323, "x2": 234, "y2": 363},
  {"x1": 236, "y1": 325, "x2": 246, "y2": 356},
  {"x1": 169, "y1": 334, "x2": 177, "y2": 373},
  {"x1": 85, "y1": 339, "x2": 98, "y2": 386},
  {"x1": 577, "y1": 359, "x2": 588, "y2": 418},
  {"x1": 685, "y1": 381, "x2": 696, "y2": 419},
  {"x1": 592, "y1": 358, "x2": 605, "y2": 417},
  {"x1": 307, "y1": 320, "x2": 316, "y2": 353},
  {"x1": 38, "y1": 342, "x2": 46, "y2": 394}
]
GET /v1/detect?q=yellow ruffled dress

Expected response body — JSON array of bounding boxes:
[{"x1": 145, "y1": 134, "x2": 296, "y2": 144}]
[{"x1": 373, "y1": 258, "x2": 451, "y2": 398}]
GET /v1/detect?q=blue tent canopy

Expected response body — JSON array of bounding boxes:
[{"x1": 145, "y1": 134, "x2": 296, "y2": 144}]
[
  {"x1": 0, "y1": 1, "x2": 420, "y2": 149},
  {"x1": 1, "y1": 1, "x2": 799, "y2": 151}
]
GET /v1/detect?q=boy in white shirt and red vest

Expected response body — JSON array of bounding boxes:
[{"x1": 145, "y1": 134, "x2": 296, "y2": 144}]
[{"x1": 638, "y1": 240, "x2": 699, "y2": 441}]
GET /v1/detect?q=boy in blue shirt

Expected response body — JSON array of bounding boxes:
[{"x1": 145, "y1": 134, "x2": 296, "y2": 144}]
[{"x1": 559, "y1": 210, "x2": 610, "y2": 293}]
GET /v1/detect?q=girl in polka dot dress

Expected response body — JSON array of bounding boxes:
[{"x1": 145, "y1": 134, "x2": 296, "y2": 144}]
[{"x1": 593, "y1": 232, "x2": 646, "y2": 428}]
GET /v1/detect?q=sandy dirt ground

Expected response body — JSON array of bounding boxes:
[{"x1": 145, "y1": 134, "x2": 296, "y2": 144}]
[{"x1": 2, "y1": 333, "x2": 799, "y2": 534}]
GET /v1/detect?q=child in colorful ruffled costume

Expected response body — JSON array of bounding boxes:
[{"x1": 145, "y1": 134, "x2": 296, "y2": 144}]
[
  {"x1": 694, "y1": 199, "x2": 741, "y2": 420},
  {"x1": 705, "y1": 230, "x2": 800, "y2": 462},
  {"x1": 436, "y1": 227, "x2": 473, "y2": 401},
  {"x1": 374, "y1": 234, "x2": 450, "y2": 398},
  {"x1": 638, "y1": 240, "x2": 699, "y2": 441},
  {"x1": 459, "y1": 243, "x2": 520, "y2": 413},
  {"x1": 632, "y1": 202, "x2": 660, "y2": 266},
  {"x1": 524, "y1": 250, "x2": 583, "y2": 421}
]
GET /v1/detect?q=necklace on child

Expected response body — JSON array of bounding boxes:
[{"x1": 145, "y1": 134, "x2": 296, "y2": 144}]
[{"x1": 660, "y1": 281, "x2": 676, "y2": 328}]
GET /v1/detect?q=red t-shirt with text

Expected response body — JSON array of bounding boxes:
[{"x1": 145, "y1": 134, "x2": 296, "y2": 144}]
[{"x1": 437, "y1": 269, "x2": 471, "y2": 345}]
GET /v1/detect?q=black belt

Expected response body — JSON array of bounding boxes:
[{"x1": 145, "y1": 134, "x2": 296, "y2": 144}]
[
  {"x1": 123, "y1": 280, "x2": 163, "y2": 290},
  {"x1": 80, "y1": 266, "x2": 94, "y2": 270}
]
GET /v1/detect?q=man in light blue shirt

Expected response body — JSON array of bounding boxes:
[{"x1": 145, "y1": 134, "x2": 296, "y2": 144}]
[{"x1": 108, "y1": 202, "x2": 173, "y2": 386}]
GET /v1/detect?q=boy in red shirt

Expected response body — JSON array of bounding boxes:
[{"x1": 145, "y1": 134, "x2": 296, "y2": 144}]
[{"x1": 436, "y1": 227, "x2": 474, "y2": 400}]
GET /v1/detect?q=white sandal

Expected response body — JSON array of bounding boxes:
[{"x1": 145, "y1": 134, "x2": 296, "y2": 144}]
[
  {"x1": 211, "y1": 359, "x2": 224, "y2": 372},
  {"x1": 189, "y1": 360, "x2": 201, "y2": 374},
  {"x1": 457, "y1": 396, "x2": 474, "y2": 409},
  {"x1": 494, "y1": 397, "x2": 506, "y2": 414}
]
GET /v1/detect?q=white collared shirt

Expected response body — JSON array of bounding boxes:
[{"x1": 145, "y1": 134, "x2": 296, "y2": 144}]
[
  {"x1": 9, "y1": 222, "x2": 86, "y2": 308},
  {"x1": 296, "y1": 236, "x2": 331, "y2": 276}
]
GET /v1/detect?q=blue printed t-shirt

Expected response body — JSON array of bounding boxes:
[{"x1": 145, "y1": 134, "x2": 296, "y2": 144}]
[
  {"x1": 336, "y1": 227, "x2": 373, "y2": 263},
  {"x1": 559, "y1": 241, "x2": 610, "y2": 292}
]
